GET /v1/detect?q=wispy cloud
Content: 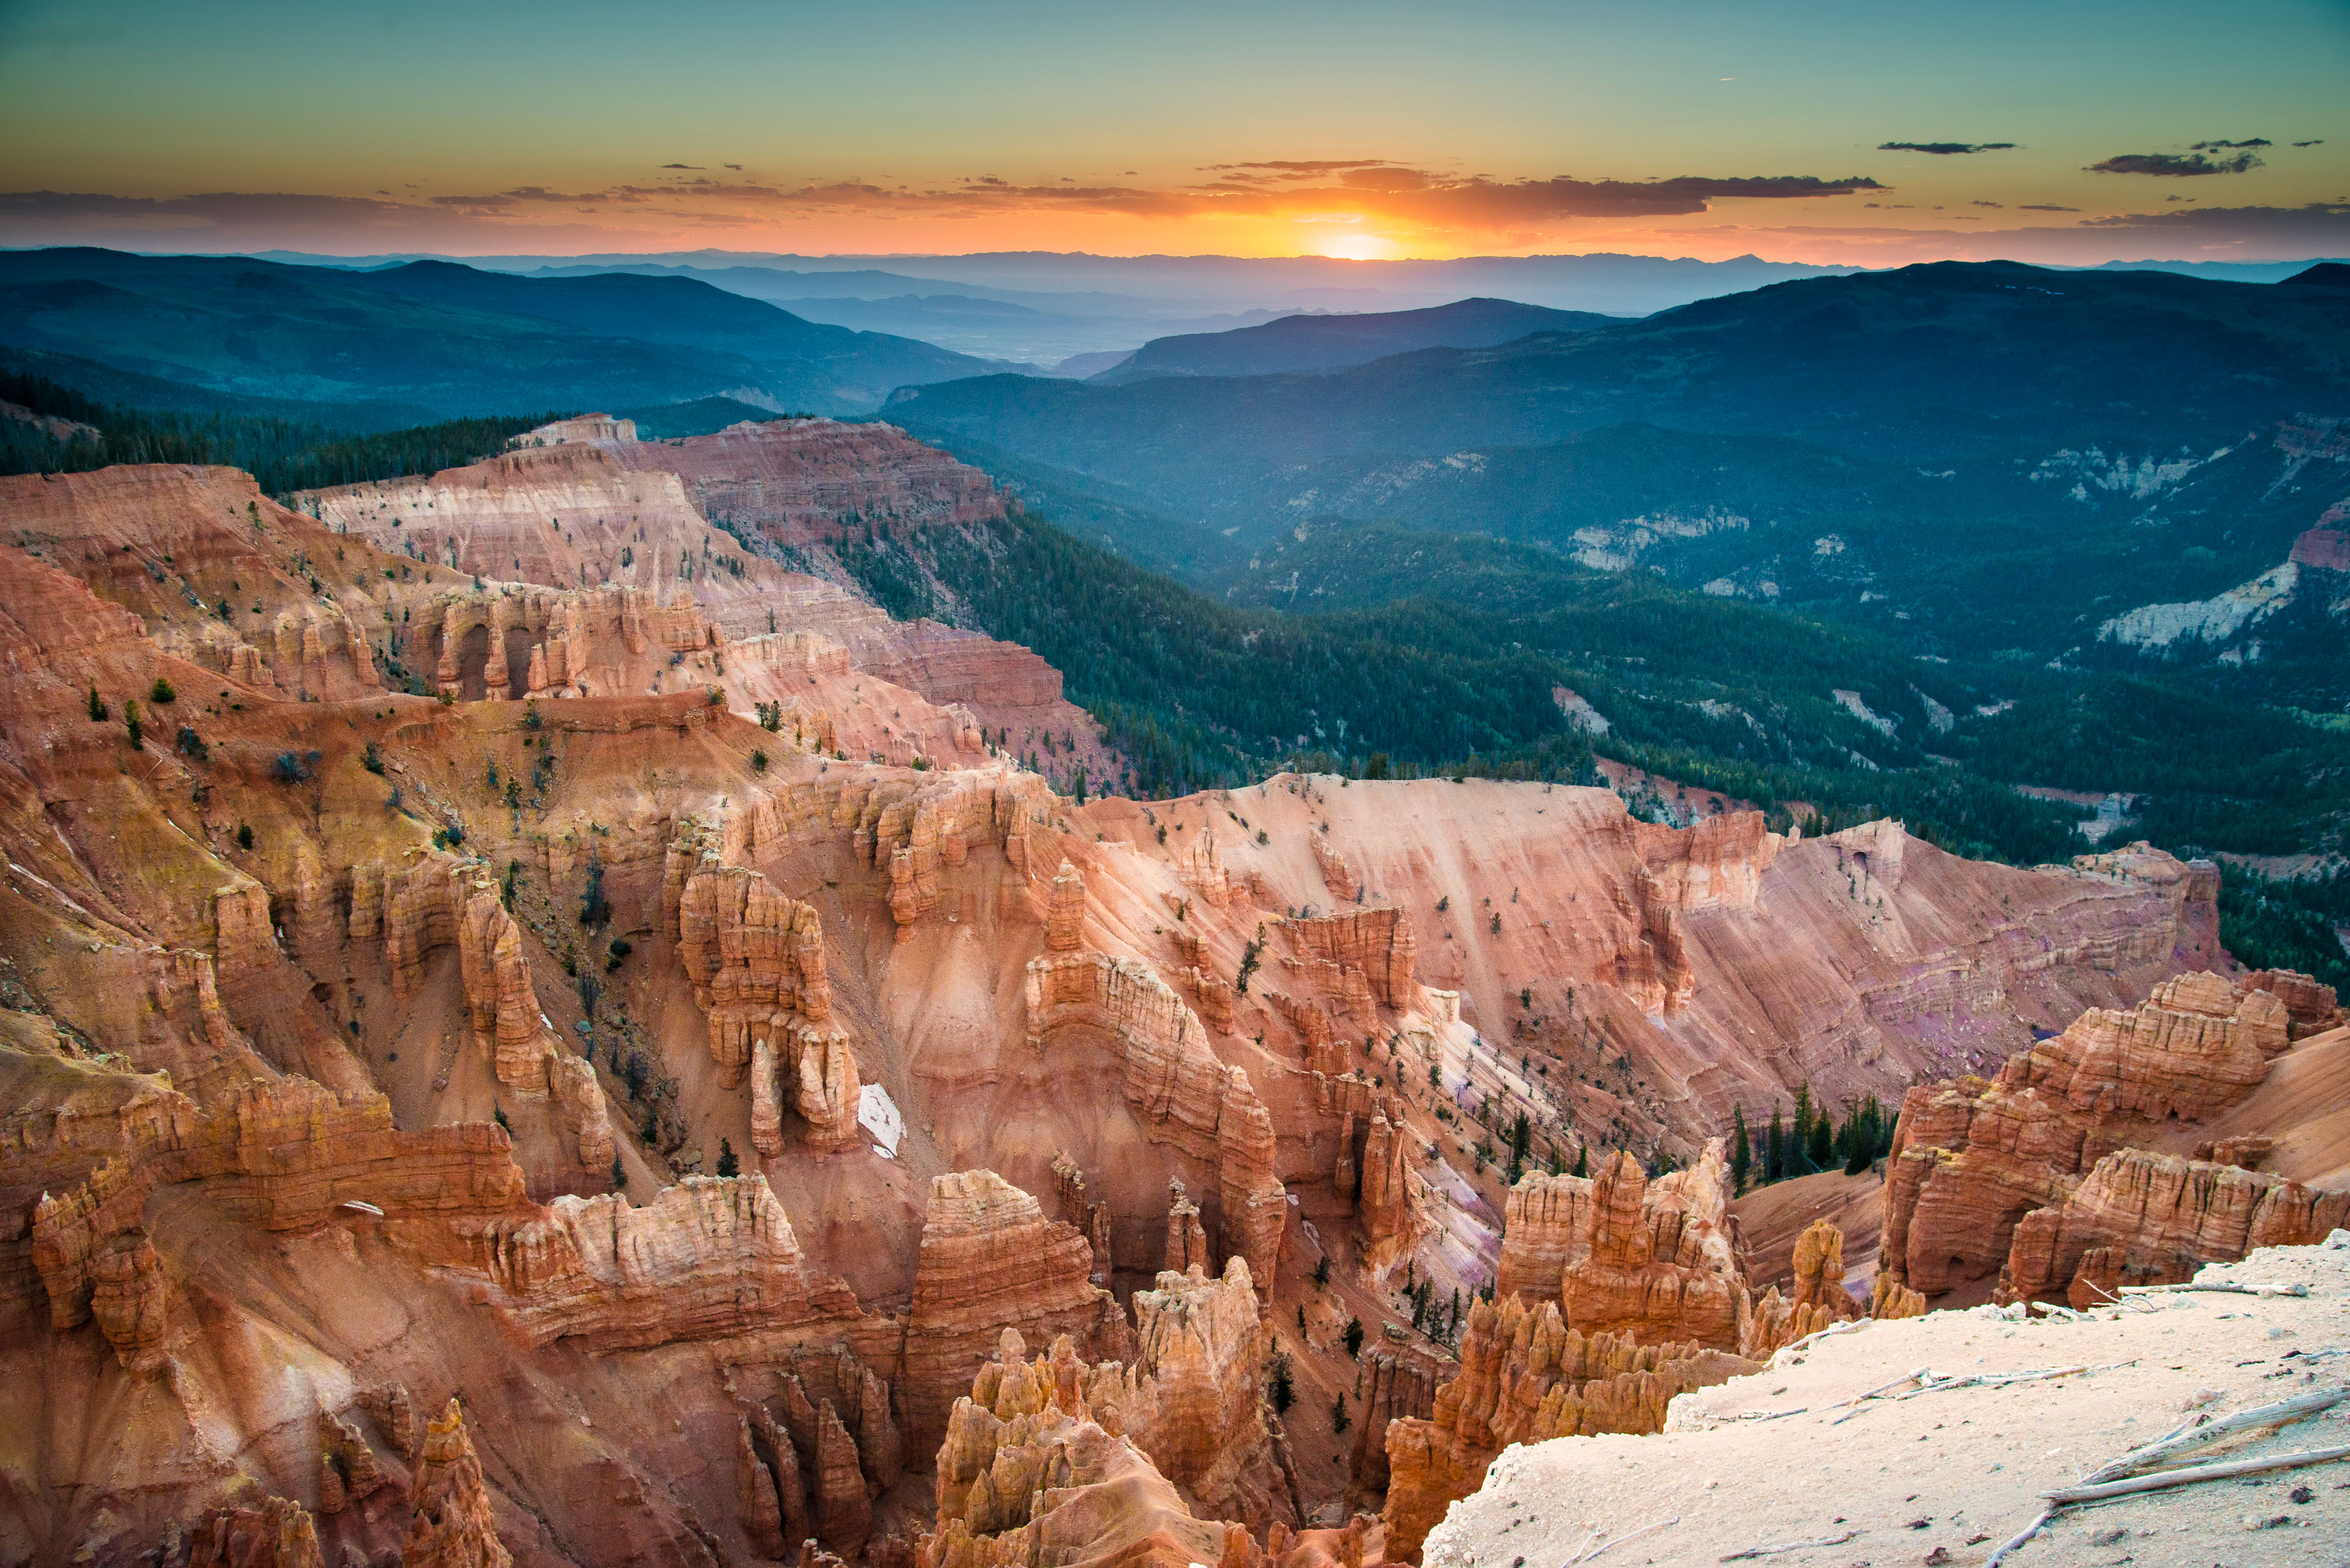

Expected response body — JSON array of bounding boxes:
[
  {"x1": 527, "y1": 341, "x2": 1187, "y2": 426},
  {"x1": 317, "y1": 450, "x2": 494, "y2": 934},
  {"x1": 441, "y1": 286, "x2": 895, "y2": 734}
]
[
  {"x1": 2089, "y1": 149, "x2": 2264, "y2": 176},
  {"x1": 1878, "y1": 141, "x2": 2016, "y2": 155}
]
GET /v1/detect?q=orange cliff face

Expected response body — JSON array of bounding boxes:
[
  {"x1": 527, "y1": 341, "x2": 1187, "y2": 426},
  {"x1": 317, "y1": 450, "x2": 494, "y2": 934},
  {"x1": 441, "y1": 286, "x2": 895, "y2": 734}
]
[
  {"x1": 295, "y1": 416, "x2": 1111, "y2": 779},
  {"x1": 0, "y1": 439, "x2": 2276, "y2": 1568},
  {"x1": 1881, "y1": 969, "x2": 2348, "y2": 1306}
]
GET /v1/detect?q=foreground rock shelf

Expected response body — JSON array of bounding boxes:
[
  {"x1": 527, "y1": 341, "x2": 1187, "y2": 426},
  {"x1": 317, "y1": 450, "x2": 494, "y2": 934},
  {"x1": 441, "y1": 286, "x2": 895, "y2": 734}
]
[{"x1": 1422, "y1": 1236, "x2": 2350, "y2": 1567}]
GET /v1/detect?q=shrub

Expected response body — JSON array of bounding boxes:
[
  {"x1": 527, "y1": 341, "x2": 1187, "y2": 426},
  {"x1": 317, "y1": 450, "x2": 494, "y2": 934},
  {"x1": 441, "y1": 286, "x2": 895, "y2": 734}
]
[
  {"x1": 750, "y1": 749, "x2": 768, "y2": 773},
  {"x1": 271, "y1": 751, "x2": 312, "y2": 783},
  {"x1": 149, "y1": 677, "x2": 176, "y2": 704},
  {"x1": 362, "y1": 740, "x2": 385, "y2": 775},
  {"x1": 235, "y1": 822, "x2": 253, "y2": 851}
]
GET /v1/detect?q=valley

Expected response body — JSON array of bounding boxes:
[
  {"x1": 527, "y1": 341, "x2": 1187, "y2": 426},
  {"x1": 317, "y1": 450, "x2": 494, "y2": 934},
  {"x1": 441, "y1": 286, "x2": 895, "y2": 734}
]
[{"x1": 0, "y1": 399, "x2": 2342, "y2": 1566}]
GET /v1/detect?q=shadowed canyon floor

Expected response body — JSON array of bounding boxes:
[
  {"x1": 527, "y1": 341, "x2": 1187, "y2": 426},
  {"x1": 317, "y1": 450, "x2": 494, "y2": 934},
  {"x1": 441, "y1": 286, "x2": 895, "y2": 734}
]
[{"x1": 0, "y1": 419, "x2": 2342, "y2": 1568}]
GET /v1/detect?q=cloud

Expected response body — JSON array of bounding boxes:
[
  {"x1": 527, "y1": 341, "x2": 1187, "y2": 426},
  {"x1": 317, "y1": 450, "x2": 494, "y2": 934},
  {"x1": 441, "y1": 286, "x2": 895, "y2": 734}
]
[
  {"x1": 0, "y1": 188, "x2": 624, "y2": 251},
  {"x1": 2076, "y1": 201, "x2": 2350, "y2": 240},
  {"x1": 2018, "y1": 203, "x2": 2079, "y2": 212},
  {"x1": 2294, "y1": 140, "x2": 2324, "y2": 147},
  {"x1": 641, "y1": 165, "x2": 1888, "y2": 229},
  {"x1": 2192, "y1": 138, "x2": 2272, "y2": 150},
  {"x1": 1206, "y1": 159, "x2": 1396, "y2": 175},
  {"x1": 659, "y1": 163, "x2": 703, "y2": 169},
  {"x1": 1878, "y1": 141, "x2": 2016, "y2": 155},
  {"x1": 2089, "y1": 150, "x2": 2264, "y2": 176}
]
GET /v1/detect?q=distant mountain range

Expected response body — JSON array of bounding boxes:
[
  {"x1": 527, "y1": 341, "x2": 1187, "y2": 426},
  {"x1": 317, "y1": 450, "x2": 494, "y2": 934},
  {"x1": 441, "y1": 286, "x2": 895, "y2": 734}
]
[
  {"x1": 234, "y1": 249, "x2": 1889, "y2": 363},
  {"x1": 887, "y1": 260, "x2": 2350, "y2": 699},
  {"x1": 1088, "y1": 298, "x2": 1627, "y2": 384},
  {"x1": 0, "y1": 249, "x2": 995, "y2": 416}
]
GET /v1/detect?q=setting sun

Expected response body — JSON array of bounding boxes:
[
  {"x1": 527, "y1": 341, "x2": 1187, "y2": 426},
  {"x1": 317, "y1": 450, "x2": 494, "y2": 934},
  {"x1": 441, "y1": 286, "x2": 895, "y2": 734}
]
[{"x1": 1312, "y1": 229, "x2": 1404, "y2": 261}]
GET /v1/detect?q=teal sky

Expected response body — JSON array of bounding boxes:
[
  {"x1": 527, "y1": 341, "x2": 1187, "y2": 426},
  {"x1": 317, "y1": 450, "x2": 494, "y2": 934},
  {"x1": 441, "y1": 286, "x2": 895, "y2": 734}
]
[{"x1": 2, "y1": 0, "x2": 2345, "y2": 260}]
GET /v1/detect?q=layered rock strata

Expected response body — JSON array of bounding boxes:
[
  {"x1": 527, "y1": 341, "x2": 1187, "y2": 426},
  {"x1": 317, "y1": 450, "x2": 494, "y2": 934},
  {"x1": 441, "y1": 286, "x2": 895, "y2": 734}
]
[
  {"x1": 1380, "y1": 1294, "x2": 1752, "y2": 1559},
  {"x1": 358, "y1": 855, "x2": 613, "y2": 1167},
  {"x1": 2007, "y1": 1148, "x2": 2350, "y2": 1306},
  {"x1": 1882, "y1": 972, "x2": 2341, "y2": 1301},
  {"x1": 666, "y1": 822, "x2": 861, "y2": 1152},
  {"x1": 32, "y1": 1076, "x2": 528, "y2": 1331},
  {"x1": 1023, "y1": 871, "x2": 1287, "y2": 1293},
  {"x1": 463, "y1": 1174, "x2": 859, "y2": 1351},
  {"x1": 899, "y1": 1171, "x2": 1133, "y2": 1445}
]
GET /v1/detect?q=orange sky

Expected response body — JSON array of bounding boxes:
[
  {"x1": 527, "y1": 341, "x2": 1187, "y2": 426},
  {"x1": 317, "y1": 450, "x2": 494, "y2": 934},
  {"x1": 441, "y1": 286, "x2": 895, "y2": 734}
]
[{"x1": 2, "y1": 1, "x2": 2345, "y2": 263}]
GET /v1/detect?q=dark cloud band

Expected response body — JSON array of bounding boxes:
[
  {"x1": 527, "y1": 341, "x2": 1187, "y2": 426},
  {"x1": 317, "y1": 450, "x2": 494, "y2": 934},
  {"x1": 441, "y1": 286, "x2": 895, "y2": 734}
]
[{"x1": 2089, "y1": 150, "x2": 2263, "y2": 176}]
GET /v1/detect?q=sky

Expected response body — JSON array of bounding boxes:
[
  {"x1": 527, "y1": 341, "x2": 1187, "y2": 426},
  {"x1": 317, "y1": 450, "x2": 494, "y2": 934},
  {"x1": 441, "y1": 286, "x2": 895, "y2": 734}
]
[{"x1": 2, "y1": 0, "x2": 2346, "y2": 265}]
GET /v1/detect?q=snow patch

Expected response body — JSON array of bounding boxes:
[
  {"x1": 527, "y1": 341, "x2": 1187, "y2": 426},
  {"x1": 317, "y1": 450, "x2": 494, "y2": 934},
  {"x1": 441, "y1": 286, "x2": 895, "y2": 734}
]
[{"x1": 857, "y1": 1083, "x2": 903, "y2": 1158}]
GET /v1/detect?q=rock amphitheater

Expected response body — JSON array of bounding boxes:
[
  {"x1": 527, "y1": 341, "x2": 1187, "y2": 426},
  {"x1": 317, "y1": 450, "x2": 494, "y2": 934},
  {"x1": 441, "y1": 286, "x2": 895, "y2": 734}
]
[{"x1": 0, "y1": 416, "x2": 2341, "y2": 1566}]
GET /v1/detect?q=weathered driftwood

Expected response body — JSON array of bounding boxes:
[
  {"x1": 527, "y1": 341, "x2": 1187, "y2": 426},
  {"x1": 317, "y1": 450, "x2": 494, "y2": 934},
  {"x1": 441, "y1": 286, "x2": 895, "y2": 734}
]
[
  {"x1": 1565, "y1": 1516, "x2": 1678, "y2": 1564},
  {"x1": 1983, "y1": 1385, "x2": 2349, "y2": 1563},
  {"x1": 1719, "y1": 1530, "x2": 1860, "y2": 1562},
  {"x1": 2039, "y1": 1443, "x2": 2350, "y2": 1504}
]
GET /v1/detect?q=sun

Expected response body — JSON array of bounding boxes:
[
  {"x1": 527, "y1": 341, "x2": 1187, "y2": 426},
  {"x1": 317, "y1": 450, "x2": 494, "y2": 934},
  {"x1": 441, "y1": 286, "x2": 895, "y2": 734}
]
[{"x1": 1312, "y1": 230, "x2": 1404, "y2": 261}]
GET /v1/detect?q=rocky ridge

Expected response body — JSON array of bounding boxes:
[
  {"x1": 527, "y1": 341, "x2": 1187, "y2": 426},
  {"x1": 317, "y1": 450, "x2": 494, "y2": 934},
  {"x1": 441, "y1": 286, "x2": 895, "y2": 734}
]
[{"x1": 1883, "y1": 969, "x2": 2348, "y2": 1305}]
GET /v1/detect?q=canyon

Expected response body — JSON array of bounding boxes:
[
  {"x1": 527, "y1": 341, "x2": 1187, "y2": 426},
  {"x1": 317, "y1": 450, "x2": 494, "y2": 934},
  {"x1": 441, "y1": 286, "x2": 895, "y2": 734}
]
[{"x1": 0, "y1": 416, "x2": 2340, "y2": 1568}]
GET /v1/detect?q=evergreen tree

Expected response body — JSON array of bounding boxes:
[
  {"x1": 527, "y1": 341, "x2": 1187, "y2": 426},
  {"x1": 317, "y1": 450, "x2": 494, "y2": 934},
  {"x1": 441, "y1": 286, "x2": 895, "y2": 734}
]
[
  {"x1": 1342, "y1": 1317, "x2": 1365, "y2": 1357},
  {"x1": 1571, "y1": 1145, "x2": 1589, "y2": 1178},
  {"x1": 1731, "y1": 1105, "x2": 1751, "y2": 1193},
  {"x1": 715, "y1": 1138, "x2": 739, "y2": 1178},
  {"x1": 611, "y1": 1156, "x2": 625, "y2": 1191},
  {"x1": 1807, "y1": 1109, "x2": 1834, "y2": 1171},
  {"x1": 1791, "y1": 1085, "x2": 1814, "y2": 1175},
  {"x1": 1765, "y1": 1105, "x2": 1785, "y2": 1182},
  {"x1": 1331, "y1": 1394, "x2": 1350, "y2": 1435}
]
